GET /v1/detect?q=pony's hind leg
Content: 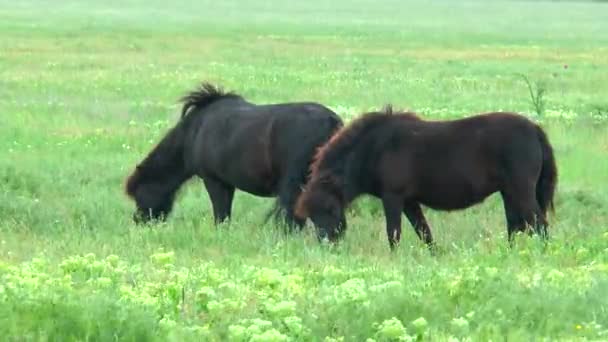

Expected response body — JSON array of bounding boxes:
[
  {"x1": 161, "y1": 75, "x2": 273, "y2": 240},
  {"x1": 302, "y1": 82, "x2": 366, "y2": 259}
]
[
  {"x1": 524, "y1": 203, "x2": 549, "y2": 240},
  {"x1": 500, "y1": 191, "x2": 527, "y2": 245},
  {"x1": 501, "y1": 187, "x2": 547, "y2": 245},
  {"x1": 203, "y1": 177, "x2": 235, "y2": 225},
  {"x1": 402, "y1": 201, "x2": 435, "y2": 250}
]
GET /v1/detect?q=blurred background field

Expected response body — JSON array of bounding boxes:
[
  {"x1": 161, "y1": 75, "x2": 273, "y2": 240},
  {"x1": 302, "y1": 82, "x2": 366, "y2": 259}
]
[{"x1": 1, "y1": 0, "x2": 607, "y2": 340}]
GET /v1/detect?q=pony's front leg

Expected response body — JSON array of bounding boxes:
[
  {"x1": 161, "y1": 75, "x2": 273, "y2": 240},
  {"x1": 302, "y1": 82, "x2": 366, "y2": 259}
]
[
  {"x1": 381, "y1": 193, "x2": 403, "y2": 250},
  {"x1": 203, "y1": 177, "x2": 235, "y2": 225}
]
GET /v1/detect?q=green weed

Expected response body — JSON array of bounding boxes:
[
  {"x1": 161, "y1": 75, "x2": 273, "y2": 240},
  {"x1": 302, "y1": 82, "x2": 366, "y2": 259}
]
[{"x1": 1, "y1": 0, "x2": 608, "y2": 340}]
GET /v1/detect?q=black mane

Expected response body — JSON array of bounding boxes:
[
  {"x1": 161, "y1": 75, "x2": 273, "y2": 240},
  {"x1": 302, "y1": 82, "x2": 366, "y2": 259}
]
[{"x1": 179, "y1": 82, "x2": 241, "y2": 118}]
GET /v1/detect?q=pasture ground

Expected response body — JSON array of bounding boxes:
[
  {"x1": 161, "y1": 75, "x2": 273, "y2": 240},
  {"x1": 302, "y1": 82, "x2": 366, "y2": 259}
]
[{"x1": 1, "y1": 0, "x2": 608, "y2": 340}]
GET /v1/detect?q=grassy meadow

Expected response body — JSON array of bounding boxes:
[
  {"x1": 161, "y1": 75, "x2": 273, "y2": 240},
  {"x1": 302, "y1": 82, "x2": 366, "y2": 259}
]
[{"x1": 1, "y1": 0, "x2": 608, "y2": 340}]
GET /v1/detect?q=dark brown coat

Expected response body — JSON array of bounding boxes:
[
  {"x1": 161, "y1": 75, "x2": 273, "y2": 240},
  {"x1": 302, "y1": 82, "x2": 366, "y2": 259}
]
[{"x1": 295, "y1": 106, "x2": 557, "y2": 250}]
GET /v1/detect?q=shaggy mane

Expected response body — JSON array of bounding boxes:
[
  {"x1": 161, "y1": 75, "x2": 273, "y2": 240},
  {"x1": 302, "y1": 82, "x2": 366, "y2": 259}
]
[
  {"x1": 124, "y1": 125, "x2": 183, "y2": 199},
  {"x1": 179, "y1": 82, "x2": 241, "y2": 118},
  {"x1": 308, "y1": 104, "x2": 420, "y2": 179},
  {"x1": 125, "y1": 167, "x2": 140, "y2": 198}
]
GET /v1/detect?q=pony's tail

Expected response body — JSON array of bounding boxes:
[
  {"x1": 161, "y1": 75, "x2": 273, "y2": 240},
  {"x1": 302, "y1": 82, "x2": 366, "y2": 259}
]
[
  {"x1": 535, "y1": 125, "x2": 557, "y2": 216},
  {"x1": 265, "y1": 113, "x2": 344, "y2": 230}
]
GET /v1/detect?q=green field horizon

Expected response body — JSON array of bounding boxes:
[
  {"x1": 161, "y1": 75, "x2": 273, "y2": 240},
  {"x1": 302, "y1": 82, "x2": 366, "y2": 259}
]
[{"x1": 1, "y1": 0, "x2": 607, "y2": 340}]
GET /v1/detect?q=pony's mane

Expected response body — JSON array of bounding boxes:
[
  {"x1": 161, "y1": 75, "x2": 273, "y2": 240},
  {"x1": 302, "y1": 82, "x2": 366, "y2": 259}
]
[
  {"x1": 179, "y1": 82, "x2": 241, "y2": 118},
  {"x1": 124, "y1": 124, "x2": 184, "y2": 199},
  {"x1": 309, "y1": 105, "x2": 419, "y2": 178},
  {"x1": 125, "y1": 165, "x2": 143, "y2": 198}
]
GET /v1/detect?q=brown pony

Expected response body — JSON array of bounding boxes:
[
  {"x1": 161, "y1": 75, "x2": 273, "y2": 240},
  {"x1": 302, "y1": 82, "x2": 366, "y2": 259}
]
[
  {"x1": 294, "y1": 106, "x2": 557, "y2": 250},
  {"x1": 125, "y1": 82, "x2": 343, "y2": 230}
]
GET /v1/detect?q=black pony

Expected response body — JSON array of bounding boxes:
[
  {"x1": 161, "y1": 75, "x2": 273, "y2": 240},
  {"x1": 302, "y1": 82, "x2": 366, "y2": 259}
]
[
  {"x1": 125, "y1": 82, "x2": 343, "y2": 229},
  {"x1": 295, "y1": 106, "x2": 557, "y2": 250}
]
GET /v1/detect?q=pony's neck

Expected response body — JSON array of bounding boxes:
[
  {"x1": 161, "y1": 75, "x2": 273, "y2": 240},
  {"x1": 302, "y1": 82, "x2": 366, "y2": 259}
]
[
  {"x1": 314, "y1": 111, "x2": 418, "y2": 205},
  {"x1": 314, "y1": 116, "x2": 389, "y2": 204},
  {"x1": 318, "y1": 152, "x2": 363, "y2": 205},
  {"x1": 134, "y1": 124, "x2": 193, "y2": 193}
]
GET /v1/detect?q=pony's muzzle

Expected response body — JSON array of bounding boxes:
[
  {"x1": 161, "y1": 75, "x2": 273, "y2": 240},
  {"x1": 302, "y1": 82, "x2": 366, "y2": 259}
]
[
  {"x1": 132, "y1": 211, "x2": 144, "y2": 225},
  {"x1": 132, "y1": 210, "x2": 152, "y2": 225},
  {"x1": 316, "y1": 232, "x2": 328, "y2": 243}
]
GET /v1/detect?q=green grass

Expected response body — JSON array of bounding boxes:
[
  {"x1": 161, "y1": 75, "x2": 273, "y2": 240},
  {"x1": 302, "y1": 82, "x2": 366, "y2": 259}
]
[{"x1": 1, "y1": 0, "x2": 608, "y2": 340}]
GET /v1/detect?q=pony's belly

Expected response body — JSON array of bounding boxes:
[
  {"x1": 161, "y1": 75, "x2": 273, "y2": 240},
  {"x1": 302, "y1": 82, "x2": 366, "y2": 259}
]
[
  {"x1": 222, "y1": 169, "x2": 278, "y2": 197},
  {"x1": 201, "y1": 150, "x2": 278, "y2": 197},
  {"x1": 219, "y1": 175, "x2": 276, "y2": 197},
  {"x1": 416, "y1": 184, "x2": 496, "y2": 211},
  {"x1": 237, "y1": 184, "x2": 275, "y2": 197}
]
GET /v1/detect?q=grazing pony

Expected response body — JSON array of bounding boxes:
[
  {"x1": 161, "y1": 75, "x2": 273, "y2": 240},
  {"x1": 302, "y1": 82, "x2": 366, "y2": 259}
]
[
  {"x1": 294, "y1": 106, "x2": 557, "y2": 250},
  {"x1": 125, "y1": 82, "x2": 343, "y2": 229}
]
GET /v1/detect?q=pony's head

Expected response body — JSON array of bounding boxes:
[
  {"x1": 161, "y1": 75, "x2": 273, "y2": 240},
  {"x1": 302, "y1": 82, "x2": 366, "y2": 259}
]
[
  {"x1": 295, "y1": 173, "x2": 347, "y2": 242},
  {"x1": 124, "y1": 124, "x2": 188, "y2": 225},
  {"x1": 125, "y1": 164, "x2": 179, "y2": 224}
]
